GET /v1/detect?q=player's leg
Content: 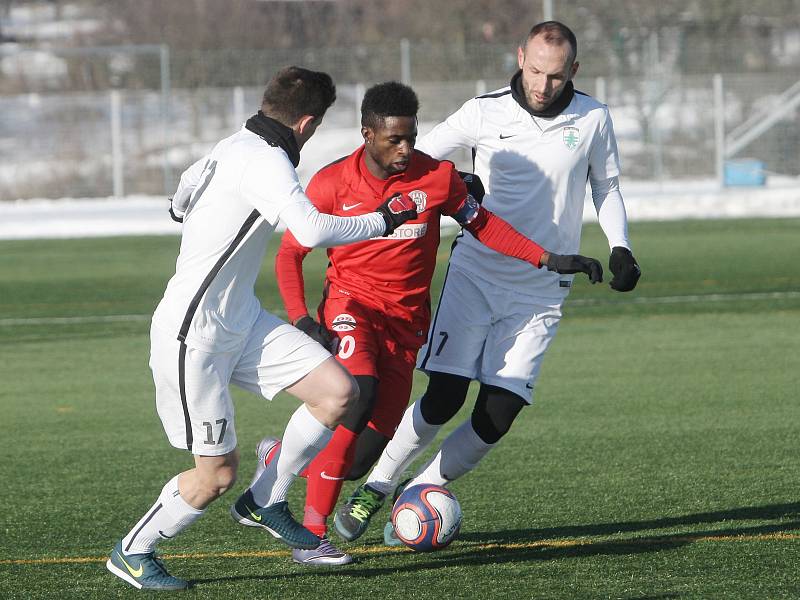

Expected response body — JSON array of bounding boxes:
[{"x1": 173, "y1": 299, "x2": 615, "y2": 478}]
[
  {"x1": 290, "y1": 375, "x2": 376, "y2": 565},
  {"x1": 342, "y1": 312, "x2": 431, "y2": 482},
  {"x1": 407, "y1": 301, "x2": 562, "y2": 488},
  {"x1": 303, "y1": 375, "x2": 377, "y2": 533},
  {"x1": 108, "y1": 327, "x2": 239, "y2": 590},
  {"x1": 365, "y1": 370, "x2": 471, "y2": 491},
  {"x1": 292, "y1": 299, "x2": 383, "y2": 563},
  {"x1": 333, "y1": 337, "x2": 420, "y2": 541},
  {"x1": 364, "y1": 265, "x2": 490, "y2": 497},
  {"x1": 228, "y1": 310, "x2": 355, "y2": 549},
  {"x1": 407, "y1": 384, "x2": 526, "y2": 487},
  {"x1": 348, "y1": 424, "x2": 390, "y2": 480}
]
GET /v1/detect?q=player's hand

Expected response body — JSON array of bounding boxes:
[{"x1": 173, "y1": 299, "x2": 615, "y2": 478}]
[
  {"x1": 376, "y1": 192, "x2": 417, "y2": 236},
  {"x1": 608, "y1": 246, "x2": 641, "y2": 292},
  {"x1": 294, "y1": 316, "x2": 335, "y2": 350},
  {"x1": 457, "y1": 171, "x2": 485, "y2": 203},
  {"x1": 545, "y1": 253, "x2": 603, "y2": 284}
]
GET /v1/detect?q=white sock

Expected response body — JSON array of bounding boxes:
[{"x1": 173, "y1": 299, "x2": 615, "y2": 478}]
[
  {"x1": 250, "y1": 404, "x2": 333, "y2": 506},
  {"x1": 121, "y1": 475, "x2": 204, "y2": 555},
  {"x1": 366, "y1": 400, "x2": 441, "y2": 495},
  {"x1": 409, "y1": 419, "x2": 494, "y2": 487}
]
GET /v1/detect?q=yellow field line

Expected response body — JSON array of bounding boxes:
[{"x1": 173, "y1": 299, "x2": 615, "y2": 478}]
[{"x1": 2, "y1": 532, "x2": 798, "y2": 566}]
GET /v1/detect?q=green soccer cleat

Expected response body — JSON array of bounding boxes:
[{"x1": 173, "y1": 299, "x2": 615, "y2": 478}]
[
  {"x1": 383, "y1": 478, "x2": 412, "y2": 547},
  {"x1": 231, "y1": 490, "x2": 319, "y2": 549},
  {"x1": 383, "y1": 520, "x2": 402, "y2": 547},
  {"x1": 106, "y1": 540, "x2": 189, "y2": 591},
  {"x1": 333, "y1": 484, "x2": 386, "y2": 542}
]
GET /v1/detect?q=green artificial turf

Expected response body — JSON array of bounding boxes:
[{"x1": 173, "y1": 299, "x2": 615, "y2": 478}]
[{"x1": 1, "y1": 218, "x2": 798, "y2": 599}]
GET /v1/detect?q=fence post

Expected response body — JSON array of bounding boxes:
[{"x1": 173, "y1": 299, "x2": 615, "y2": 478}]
[
  {"x1": 233, "y1": 86, "x2": 245, "y2": 128},
  {"x1": 713, "y1": 73, "x2": 725, "y2": 188},
  {"x1": 400, "y1": 38, "x2": 411, "y2": 84},
  {"x1": 542, "y1": 0, "x2": 554, "y2": 21},
  {"x1": 594, "y1": 76, "x2": 606, "y2": 104},
  {"x1": 110, "y1": 89, "x2": 124, "y2": 198},
  {"x1": 160, "y1": 43, "x2": 172, "y2": 195},
  {"x1": 354, "y1": 82, "x2": 366, "y2": 126}
]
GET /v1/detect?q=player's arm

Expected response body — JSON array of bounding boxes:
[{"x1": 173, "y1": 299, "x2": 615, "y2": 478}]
[
  {"x1": 275, "y1": 228, "x2": 334, "y2": 347},
  {"x1": 588, "y1": 110, "x2": 641, "y2": 291},
  {"x1": 169, "y1": 155, "x2": 210, "y2": 222},
  {"x1": 450, "y1": 172, "x2": 603, "y2": 283},
  {"x1": 242, "y1": 155, "x2": 416, "y2": 246},
  {"x1": 415, "y1": 98, "x2": 480, "y2": 160},
  {"x1": 275, "y1": 176, "x2": 339, "y2": 348}
]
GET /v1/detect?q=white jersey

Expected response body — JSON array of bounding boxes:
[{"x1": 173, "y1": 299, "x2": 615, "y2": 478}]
[
  {"x1": 417, "y1": 85, "x2": 624, "y2": 301},
  {"x1": 152, "y1": 125, "x2": 385, "y2": 352}
]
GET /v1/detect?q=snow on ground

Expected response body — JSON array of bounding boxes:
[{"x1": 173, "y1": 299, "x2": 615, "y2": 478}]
[
  {"x1": 2, "y1": 120, "x2": 800, "y2": 240},
  {"x1": 3, "y1": 177, "x2": 799, "y2": 240}
]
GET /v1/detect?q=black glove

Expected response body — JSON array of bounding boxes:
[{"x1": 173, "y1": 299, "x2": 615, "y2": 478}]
[
  {"x1": 294, "y1": 316, "x2": 334, "y2": 350},
  {"x1": 545, "y1": 253, "x2": 603, "y2": 284},
  {"x1": 457, "y1": 171, "x2": 485, "y2": 203},
  {"x1": 608, "y1": 246, "x2": 641, "y2": 292},
  {"x1": 168, "y1": 197, "x2": 184, "y2": 223},
  {"x1": 376, "y1": 192, "x2": 417, "y2": 236}
]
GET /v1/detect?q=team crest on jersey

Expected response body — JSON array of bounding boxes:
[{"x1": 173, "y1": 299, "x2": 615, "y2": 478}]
[
  {"x1": 331, "y1": 313, "x2": 357, "y2": 331},
  {"x1": 563, "y1": 127, "x2": 579, "y2": 150},
  {"x1": 408, "y1": 190, "x2": 427, "y2": 213}
]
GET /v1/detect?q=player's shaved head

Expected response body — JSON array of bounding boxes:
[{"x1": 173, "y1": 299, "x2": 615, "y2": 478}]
[
  {"x1": 524, "y1": 21, "x2": 577, "y2": 65},
  {"x1": 361, "y1": 82, "x2": 419, "y2": 130}
]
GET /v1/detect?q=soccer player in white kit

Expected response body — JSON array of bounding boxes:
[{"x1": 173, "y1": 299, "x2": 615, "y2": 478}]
[
  {"x1": 105, "y1": 67, "x2": 417, "y2": 591},
  {"x1": 338, "y1": 22, "x2": 642, "y2": 542}
]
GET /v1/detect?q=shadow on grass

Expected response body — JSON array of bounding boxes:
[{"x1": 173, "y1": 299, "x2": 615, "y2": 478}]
[
  {"x1": 456, "y1": 500, "x2": 800, "y2": 543},
  {"x1": 190, "y1": 502, "x2": 800, "y2": 586}
]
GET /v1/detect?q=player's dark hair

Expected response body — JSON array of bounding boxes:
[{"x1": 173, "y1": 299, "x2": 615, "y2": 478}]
[
  {"x1": 525, "y1": 21, "x2": 578, "y2": 63},
  {"x1": 261, "y1": 66, "x2": 336, "y2": 126},
  {"x1": 360, "y1": 81, "x2": 419, "y2": 130}
]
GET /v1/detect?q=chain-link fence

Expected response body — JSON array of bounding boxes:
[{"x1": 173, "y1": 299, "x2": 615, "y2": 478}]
[{"x1": 2, "y1": 39, "x2": 799, "y2": 200}]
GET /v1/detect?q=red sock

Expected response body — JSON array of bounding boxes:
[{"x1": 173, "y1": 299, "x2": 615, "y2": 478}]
[{"x1": 303, "y1": 425, "x2": 359, "y2": 537}]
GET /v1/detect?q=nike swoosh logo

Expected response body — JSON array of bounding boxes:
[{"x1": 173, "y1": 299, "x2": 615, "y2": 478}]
[
  {"x1": 246, "y1": 506, "x2": 262, "y2": 522},
  {"x1": 499, "y1": 133, "x2": 518, "y2": 139},
  {"x1": 342, "y1": 203, "x2": 362, "y2": 211},
  {"x1": 158, "y1": 530, "x2": 174, "y2": 539},
  {"x1": 320, "y1": 471, "x2": 345, "y2": 481},
  {"x1": 117, "y1": 552, "x2": 144, "y2": 578}
]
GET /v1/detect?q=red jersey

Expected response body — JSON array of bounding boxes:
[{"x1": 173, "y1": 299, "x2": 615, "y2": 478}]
[
  {"x1": 277, "y1": 145, "x2": 546, "y2": 333},
  {"x1": 278, "y1": 146, "x2": 468, "y2": 326}
]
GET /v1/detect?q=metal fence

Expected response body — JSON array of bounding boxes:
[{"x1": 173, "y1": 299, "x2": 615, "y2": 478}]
[{"x1": 2, "y1": 42, "x2": 799, "y2": 200}]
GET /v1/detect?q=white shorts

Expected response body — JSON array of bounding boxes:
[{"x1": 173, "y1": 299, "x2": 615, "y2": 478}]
[
  {"x1": 150, "y1": 310, "x2": 331, "y2": 456},
  {"x1": 416, "y1": 264, "x2": 562, "y2": 403}
]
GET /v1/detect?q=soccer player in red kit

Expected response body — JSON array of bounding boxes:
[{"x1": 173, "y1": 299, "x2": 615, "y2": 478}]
[{"x1": 268, "y1": 82, "x2": 602, "y2": 564}]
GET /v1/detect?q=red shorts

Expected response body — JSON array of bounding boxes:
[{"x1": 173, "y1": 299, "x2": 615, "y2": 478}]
[{"x1": 319, "y1": 291, "x2": 427, "y2": 437}]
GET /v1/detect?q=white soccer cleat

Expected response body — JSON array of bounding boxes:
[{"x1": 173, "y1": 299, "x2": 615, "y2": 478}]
[
  {"x1": 250, "y1": 436, "x2": 281, "y2": 487},
  {"x1": 292, "y1": 536, "x2": 353, "y2": 566}
]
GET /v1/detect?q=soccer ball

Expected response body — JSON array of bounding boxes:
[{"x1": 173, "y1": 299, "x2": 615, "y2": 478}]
[{"x1": 391, "y1": 484, "x2": 462, "y2": 551}]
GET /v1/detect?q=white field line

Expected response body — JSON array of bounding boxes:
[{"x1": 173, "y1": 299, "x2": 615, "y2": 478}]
[
  {"x1": 1, "y1": 291, "x2": 798, "y2": 328},
  {"x1": 0, "y1": 314, "x2": 151, "y2": 326},
  {"x1": 570, "y1": 290, "x2": 800, "y2": 306}
]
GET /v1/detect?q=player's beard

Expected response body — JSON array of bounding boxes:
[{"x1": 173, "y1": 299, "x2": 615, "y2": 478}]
[{"x1": 523, "y1": 77, "x2": 567, "y2": 113}]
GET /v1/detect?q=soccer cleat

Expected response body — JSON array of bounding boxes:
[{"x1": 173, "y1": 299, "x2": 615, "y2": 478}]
[
  {"x1": 250, "y1": 436, "x2": 281, "y2": 487},
  {"x1": 333, "y1": 484, "x2": 386, "y2": 541},
  {"x1": 292, "y1": 536, "x2": 354, "y2": 566},
  {"x1": 392, "y1": 478, "x2": 412, "y2": 504},
  {"x1": 231, "y1": 490, "x2": 319, "y2": 549},
  {"x1": 106, "y1": 540, "x2": 189, "y2": 591},
  {"x1": 383, "y1": 478, "x2": 411, "y2": 547},
  {"x1": 383, "y1": 520, "x2": 402, "y2": 547}
]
